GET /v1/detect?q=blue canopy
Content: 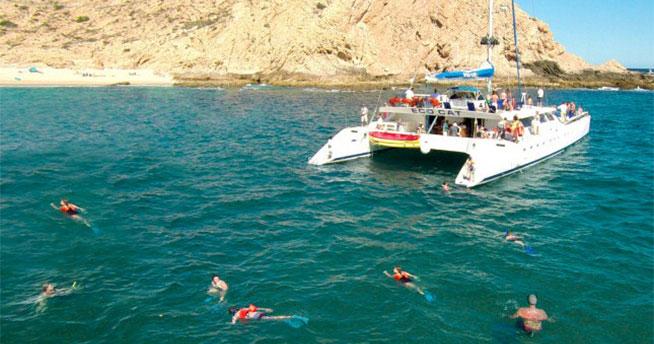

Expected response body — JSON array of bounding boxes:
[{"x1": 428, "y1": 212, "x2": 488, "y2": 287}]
[{"x1": 425, "y1": 62, "x2": 494, "y2": 82}]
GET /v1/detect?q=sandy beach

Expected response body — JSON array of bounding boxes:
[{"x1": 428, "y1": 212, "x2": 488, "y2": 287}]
[{"x1": 0, "y1": 66, "x2": 173, "y2": 87}]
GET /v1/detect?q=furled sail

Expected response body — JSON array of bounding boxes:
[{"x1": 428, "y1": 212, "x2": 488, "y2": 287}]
[{"x1": 425, "y1": 61, "x2": 494, "y2": 83}]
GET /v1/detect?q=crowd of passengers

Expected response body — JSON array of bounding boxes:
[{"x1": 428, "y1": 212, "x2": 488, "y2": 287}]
[
  {"x1": 432, "y1": 115, "x2": 528, "y2": 143},
  {"x1": 390, "y1": 87, "x2": 585, "y2": 117}
]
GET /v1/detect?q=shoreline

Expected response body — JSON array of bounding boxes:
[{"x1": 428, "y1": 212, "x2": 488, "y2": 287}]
[
  {"x1": 0, "y1": 66, "x2": 652, "y2": 91},
  {"x1": 0, "y1": 66, "x2": 174, "y2": 87}
]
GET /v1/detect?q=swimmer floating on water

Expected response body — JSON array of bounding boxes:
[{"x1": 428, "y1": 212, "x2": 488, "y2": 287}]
[
  {"x1": 52, "y1": 199, "x2": 91, "y2": 227},
  {"x1": 384, "y1": 266, "x2": 433, "y2": 302},
  {"x1": 510, "y1": 294, "x2": 552, "y2": 336},
  {"x1": 229, "y1": 304, "x2": 300, "y2": 324},
  {"x1": 503, "y1": 230, "x2": 536, "y2": 254},
  {"x1": 35, "y1": 281, "x2": 78, "y2": 313},
  {"x1": 504, "y1": 230, "x2": 525, "y2": 247},
  {"x1": 442, "y1": 181, "x2": 450, "y2": 192},
  {"x1": 40, "y1": 281, "x2": 78, "y2": 298},
  {"x1": 207, "y1": 275, "x2": 228, "y2": 302}
]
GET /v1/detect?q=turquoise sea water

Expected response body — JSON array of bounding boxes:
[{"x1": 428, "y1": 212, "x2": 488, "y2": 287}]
[{"x1": 1, "y1": 86, "x2": 653, "y2": 343}]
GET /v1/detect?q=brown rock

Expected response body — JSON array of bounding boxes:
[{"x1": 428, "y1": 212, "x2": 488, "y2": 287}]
[{"x1": 0, "y1": 0, "x2": 622, "y2": 83}]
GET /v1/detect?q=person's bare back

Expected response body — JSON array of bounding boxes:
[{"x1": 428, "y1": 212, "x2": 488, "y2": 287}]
[
  {"x1": 517, "y1": 307, "x2": 548, "y2": 331},
  {"x1": 511, "y1": 294, "x2": 549, "y2": 333}
]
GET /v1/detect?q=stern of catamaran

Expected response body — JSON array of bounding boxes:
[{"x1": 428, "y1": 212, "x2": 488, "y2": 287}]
[{"x1": 308, "y1": 125, "x2": 374, "y2": 165}]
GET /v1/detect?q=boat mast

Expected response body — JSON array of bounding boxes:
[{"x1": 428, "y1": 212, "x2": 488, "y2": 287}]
[
  {"x1": 487, "y1": 0, "x2": 494, "y2": 94},
  {"x1": 510, "y1": 0, "x2": 522, "y2": 99}
]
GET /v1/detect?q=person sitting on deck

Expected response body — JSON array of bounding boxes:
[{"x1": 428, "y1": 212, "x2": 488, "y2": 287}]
[
  {"x1": 527, "y1": 96, "x2": 533, "y2": 107},
  {"x1": 458, "y1": 123, "x2": 467, "y2": 137},
  {"x1": 511, "y1": 116, "x2": 524, "y2": 143}
]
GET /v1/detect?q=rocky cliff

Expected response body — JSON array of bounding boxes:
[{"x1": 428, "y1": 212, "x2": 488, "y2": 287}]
[{"x1": 0, "y1": 0, "x2": 624, "y2": 83}]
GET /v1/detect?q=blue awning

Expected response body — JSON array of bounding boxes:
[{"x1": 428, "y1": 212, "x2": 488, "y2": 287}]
[{"x1": 425, "y1": 62, "x2": 494, "y2": 82}]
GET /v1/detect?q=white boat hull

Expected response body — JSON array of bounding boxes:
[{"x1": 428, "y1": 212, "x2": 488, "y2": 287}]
[
  {"x1": 310, "y1": 112, "x2": 590, "y2": 188},
  {"x1": 451, "y1": 114, "x2": 590, "y2": 187},
  {"x1": 308, "y1": 126, "x2": 375, "y2": 165}
]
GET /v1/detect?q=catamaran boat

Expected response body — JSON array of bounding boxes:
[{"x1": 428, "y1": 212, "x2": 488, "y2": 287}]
[
  {"x1": 308, "y1": 87, "x2": 590, "y2": 187},
  {"x1": 308, "y1": 0, "x2": 591, "y2": 188}
]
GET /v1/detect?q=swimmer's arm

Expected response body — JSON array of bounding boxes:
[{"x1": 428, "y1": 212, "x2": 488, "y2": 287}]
[
  {"x1": 69, "y1": 204, "x2": 84, "y2": 212},
  {"x1": 509, "y1": 310, "x2": 520, "y2": 319},
  {"x1": 383, "y1": 271, "x2": 392, "y2": 278},
  {"x1": 540, "y1": 311, "x2": 550, "y2": 322},
  {"x1": 406, "y1": 272, "x2": 419, "y2": 279},
  {"x1": 231, "y1": 314, "x2": 238, "y2": 324},
  {"x1": 258, "y1": 308, "x2": 273, "y2": 313}
]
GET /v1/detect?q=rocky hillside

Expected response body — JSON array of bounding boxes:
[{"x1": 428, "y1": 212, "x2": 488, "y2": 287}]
[{"x1": 0, "y1": 0, "x2": 624, "y2": 83}]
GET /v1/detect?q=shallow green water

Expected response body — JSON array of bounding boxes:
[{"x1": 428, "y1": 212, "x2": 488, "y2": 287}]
[{"x1": 1, "y1": 86, "x2": 653, "y2": 343}]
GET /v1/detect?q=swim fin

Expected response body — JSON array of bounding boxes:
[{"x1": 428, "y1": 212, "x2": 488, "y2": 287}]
[
  {"x1": 524, "y1": 246, "x2": 536, "y2": 255},
  {"x1": 285, "y1": 315, "x2": 309, "y2": 328},
  {"x1": 424, "y1": 292, "x2": 434, "y2": 303}
]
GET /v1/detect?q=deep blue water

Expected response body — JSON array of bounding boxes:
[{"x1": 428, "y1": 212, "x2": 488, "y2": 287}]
[{"x1": 1, "y1": 86, "x2": 653, "y2": 343}]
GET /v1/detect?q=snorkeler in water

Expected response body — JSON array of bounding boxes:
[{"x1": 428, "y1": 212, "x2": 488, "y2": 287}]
[
  {"x1": 52, "y1": 199, "x2": 91, "y2": 227},
  {"x1": 229, "y1": 304, "x2": 294, "y2": 324},
  {"x1": 41, "y1": 283, "x2": 57, "y2": 297},
  {"x1": 208, "y1": 275, "x2": 228, "y2": 302},
  {"x1": 35, "y1": 281, "x2": 78, "y2": 313},
  {"x1": 504, "y1": 230, "x2": 525, "y2": 247},
  {"x1": 59, "y1": 200, "x2": 82, "y2": 216},
  {"x1": 40, "y1": 281, "x2": 77, "y2": 298},
  {"x1": 442, "y1": 181, "x2": 450, "y2": 192},
  {"x1": 384, "y1": 266, "x2": 426, "y2": 296}
]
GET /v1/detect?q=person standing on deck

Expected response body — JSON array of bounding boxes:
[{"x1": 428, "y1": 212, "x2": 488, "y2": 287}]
[
  {"x1": 531, "y1": 113, "x2": 540, "y2": 135},
  {"x1": 405, "y1": 87, "x2": 414, "y2": 100},
  {"x1": 465, "y1": 157, "x2": 475, "y2": 181},
  {"x1": 491, "y1": 91, "x2": 499, "y2": 109},
  {"x1": 537, "y1": 88, "x2": 544, "y2": 106},
  {"x1": 558, "y1": 102, "x2": 568, "y2": 122},
  {"x1": 360, "y1": 106, "x2": 369, "y2": 126}
]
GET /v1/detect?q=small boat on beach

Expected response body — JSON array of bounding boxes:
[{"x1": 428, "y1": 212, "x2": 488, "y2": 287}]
[{"x1": 597, "y1": 86, "x2": 619, "y2": 91}]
